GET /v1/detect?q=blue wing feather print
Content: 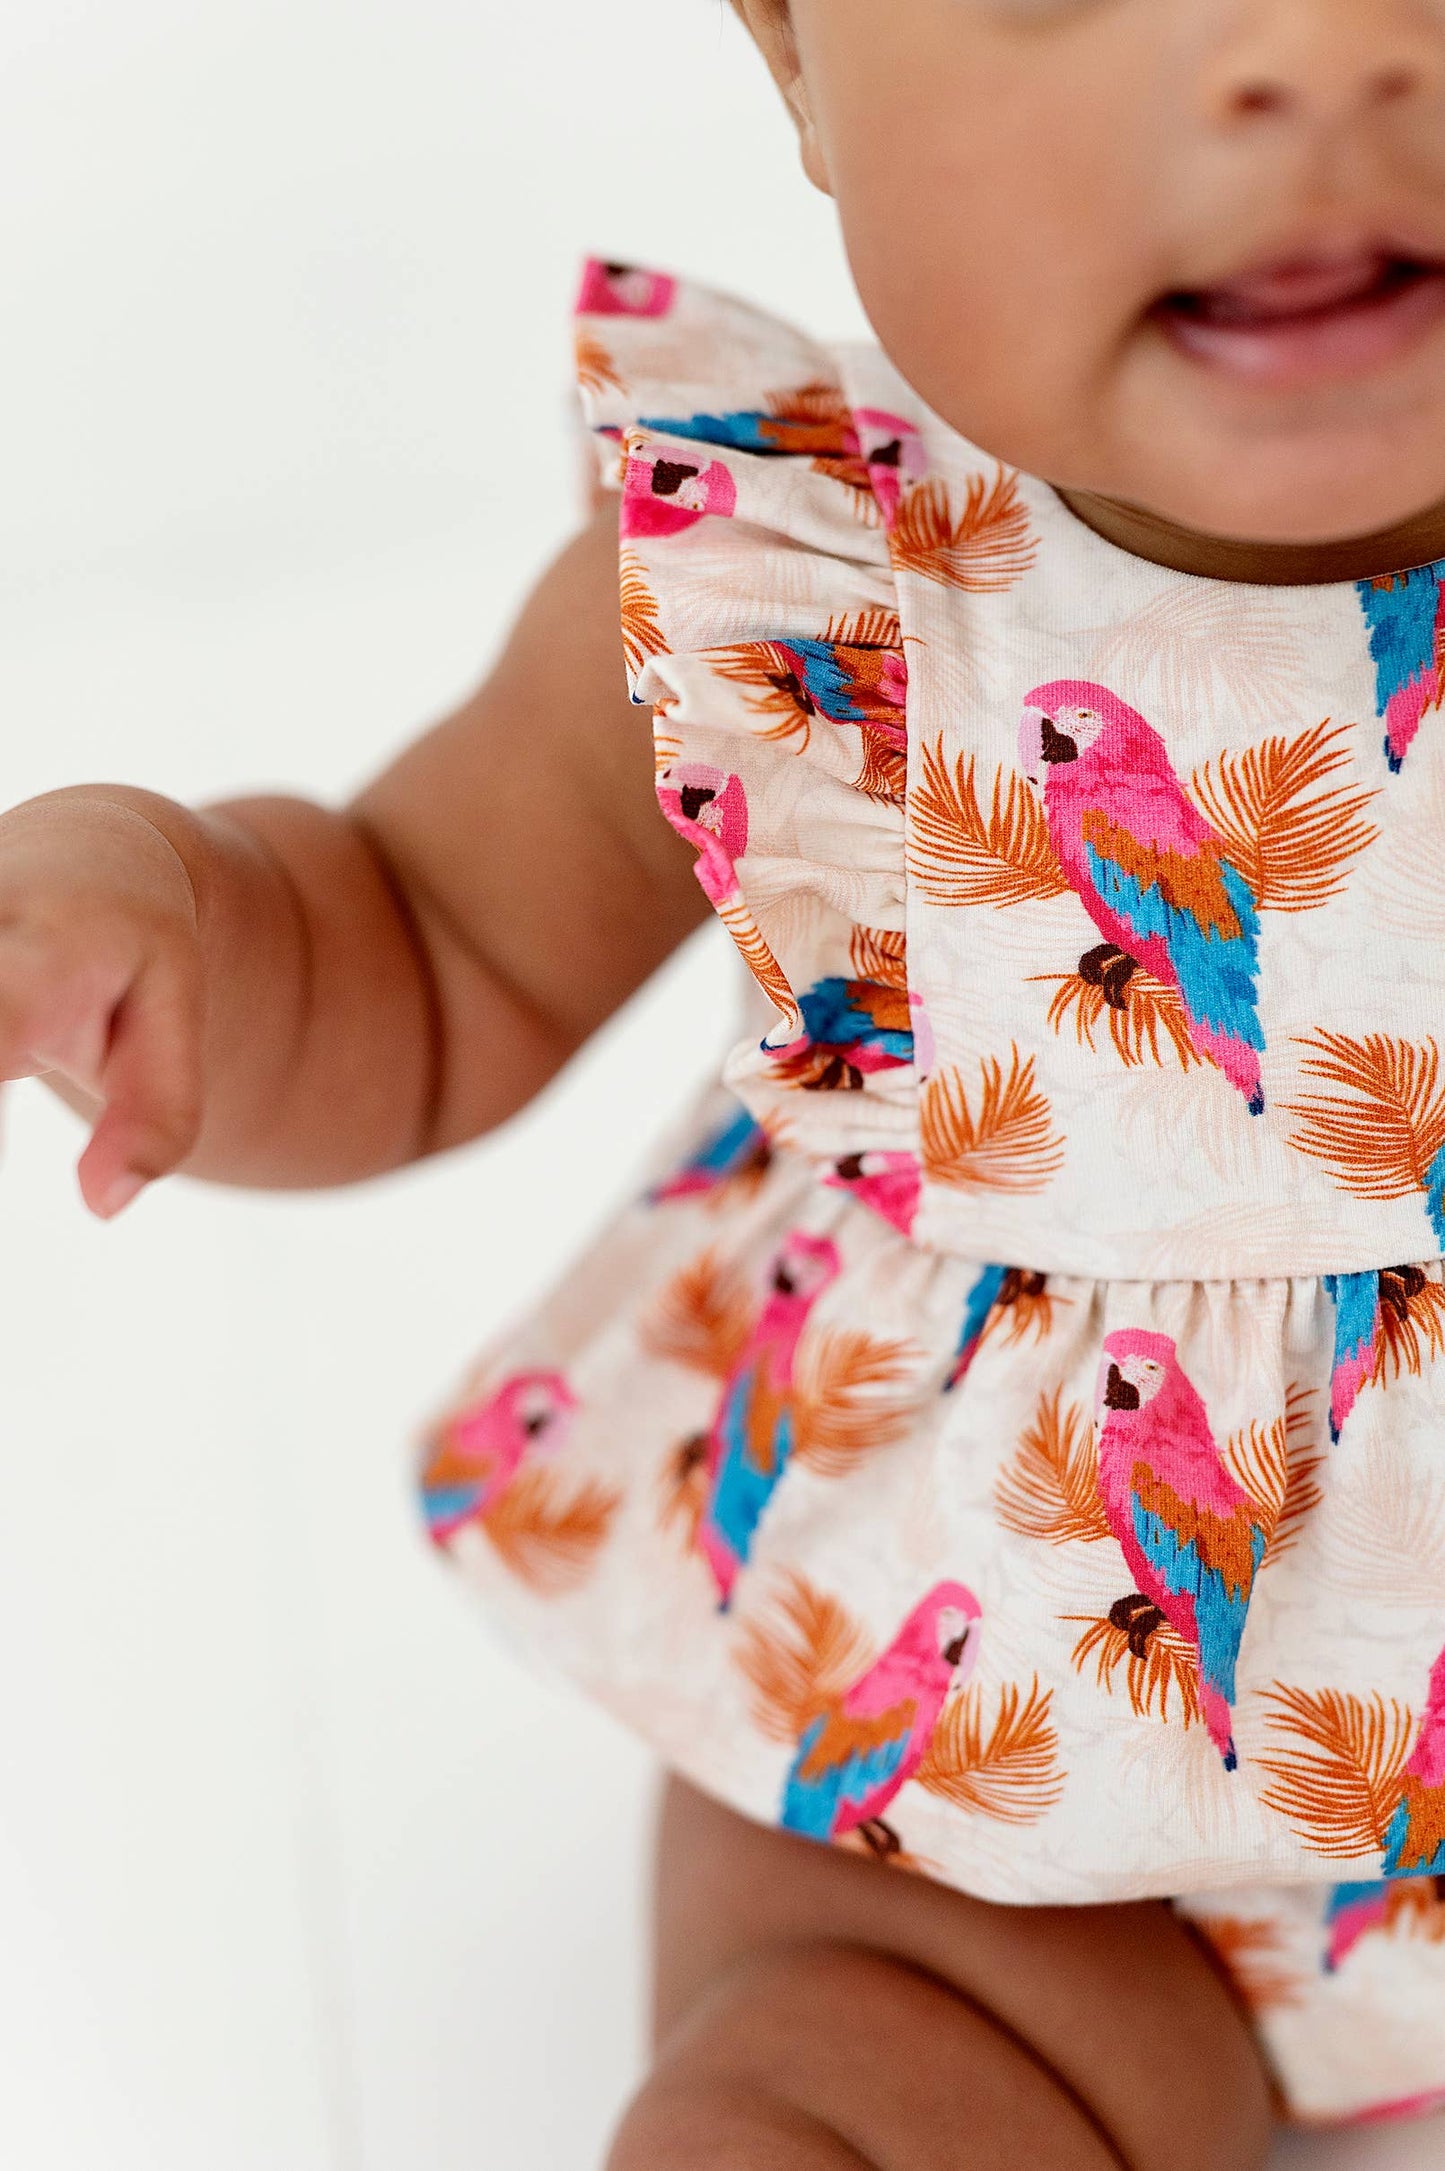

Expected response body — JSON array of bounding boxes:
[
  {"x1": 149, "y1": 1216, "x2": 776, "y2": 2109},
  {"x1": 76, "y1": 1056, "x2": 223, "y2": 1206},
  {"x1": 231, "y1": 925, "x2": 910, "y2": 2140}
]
[{"x1": 1357, "y1": 562, "x2": 1445, "y2": 773}]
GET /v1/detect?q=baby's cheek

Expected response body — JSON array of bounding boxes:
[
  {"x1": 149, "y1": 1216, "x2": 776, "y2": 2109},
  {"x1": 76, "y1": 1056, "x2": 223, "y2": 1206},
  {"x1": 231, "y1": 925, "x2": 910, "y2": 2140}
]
[
  {"x1": 790, "y1": 0, "x2": 1166, "y2": 480},
  {"x1": 839, "y1": 193, "x2": 1102, "y2": 477}
]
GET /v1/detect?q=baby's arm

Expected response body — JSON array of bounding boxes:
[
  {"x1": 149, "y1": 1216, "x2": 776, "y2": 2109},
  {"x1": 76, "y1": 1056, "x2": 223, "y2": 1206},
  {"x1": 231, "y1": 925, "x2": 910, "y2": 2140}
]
[{"x1": 0, "y1": 504, "x2": 708, "y2": 1215}]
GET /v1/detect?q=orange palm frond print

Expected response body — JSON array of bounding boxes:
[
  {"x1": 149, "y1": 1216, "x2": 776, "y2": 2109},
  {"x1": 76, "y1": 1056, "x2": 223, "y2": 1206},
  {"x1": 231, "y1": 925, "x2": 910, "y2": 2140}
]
[
  {"x1": 849, "y1": 924, "x2": 908, "y2": 991},
  {"x1": 705, "y1": 622, "x2": 906, "y2": 802},
  {"x1": 1256, "y1": 1684, "x2": 1417, "y2": 1858},
  {"x1": 921, "y1": 1048, "x2": 1065, "y2": 1194},
  {"x1": 1285, "y1": 1033, "x2": 1445, "y2": 1202},
  {"x1": 889, "y1": 468, "x2": 1037, "y2": 592},
  {"x1": 620, "y1": 549, "x2": 667, "y2": 676},
  {"x1": 1190, "y1": 1917, "x2": 1302, "y2": 2012},
  {"x1": 708, "y1": 643, "x2": 817, "y2": 747},
  {"x1": 793, "y1": 1329, "x2": 922, "y2": 1476},
  {"x1": 765, "y1": 381, "x2": 875, "y2": 502},
  {"x1": 909, "y1": 742, "x2": 1068, "y2": 910},
  {"x1": 482, "y1": 1468, "x2": 619, "y2": 1595},
  {"x1": 914, "y1": 1677, "x2": 1065, "y2": 1825},
  {"x1": 995, "y1": 1388, "x2": 1110, "y2": 1548},
  {"x1": 856, "y1": 734, "x2": 908, "y2": 806},
  {"x1": 825, "y1": 608, "x2": 903, "y2": 650},
  {"x1": 717, "y1": 898, "x2": 802, "y2": 1033},
  {"x1": 770, "y1": 380, "x2": 855, "y2": 431},
  {"x1": 642, "y1": 1249, "x2": 755, "y2": 1378},
  {"x1": 707, "y1": 656, "x2": 906, "y2": 803},
  {"x1": 754, "y1": 1104, "x2": 802, "y2": 1155},
  {"x1": 1224, "y1": 1385, "x2": 1324, "y2": 1563},
  {"x1": 659, "y1": 1434, "x2": 709, "y2": 1547},
  {"x1": 574, "y1": 327, "x2": 625, "y2": 397},
  {"x1": 988, "y1": 1269, "x2": 1063, "y2": 1350},
  {"x1": 1375, "y1": 1268, "x2": 1445, "y2": 1384},
  {"x1": 1068, "y1": 1612, "x2": 1203, "y2": 1729},
  {"x1": 1190, "y1": 721, "x2": 1379, "y2": 914},
  {"x1": 1039, "y1": 967, "x2": 1203, "y2": 1074},
  {"x1": 735, "y1": 1571, "x2": 875, "y2": 1743}
]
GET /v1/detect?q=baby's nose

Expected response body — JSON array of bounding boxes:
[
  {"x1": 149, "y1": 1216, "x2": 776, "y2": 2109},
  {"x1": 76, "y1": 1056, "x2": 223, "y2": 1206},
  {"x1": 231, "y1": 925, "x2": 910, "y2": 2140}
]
[{"x1": 1202, "y1": 0, "x2": 1444, "y2": 130}]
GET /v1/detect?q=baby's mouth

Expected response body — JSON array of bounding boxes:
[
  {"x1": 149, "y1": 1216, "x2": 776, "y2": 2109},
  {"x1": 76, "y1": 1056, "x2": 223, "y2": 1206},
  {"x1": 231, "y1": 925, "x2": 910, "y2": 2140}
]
[{"x1": 1154, "y1": 250, "x2": 1445, "y2": 387}]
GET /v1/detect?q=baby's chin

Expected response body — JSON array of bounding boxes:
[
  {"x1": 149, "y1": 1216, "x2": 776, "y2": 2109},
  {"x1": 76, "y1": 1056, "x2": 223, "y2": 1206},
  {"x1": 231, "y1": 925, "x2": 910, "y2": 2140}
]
[
  {"x1": 1068, "y1": 347, "x2": 1445, "y2": 555},
  {"x1": 1104, "y1": 425, "x2": 1445, "y2": 554}
]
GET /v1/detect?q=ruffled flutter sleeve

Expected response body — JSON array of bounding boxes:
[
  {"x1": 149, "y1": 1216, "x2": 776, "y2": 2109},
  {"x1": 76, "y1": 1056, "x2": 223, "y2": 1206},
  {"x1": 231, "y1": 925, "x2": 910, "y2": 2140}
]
[{"x1": 574, "y1": 259, "x2": 922, "y2": 1224}]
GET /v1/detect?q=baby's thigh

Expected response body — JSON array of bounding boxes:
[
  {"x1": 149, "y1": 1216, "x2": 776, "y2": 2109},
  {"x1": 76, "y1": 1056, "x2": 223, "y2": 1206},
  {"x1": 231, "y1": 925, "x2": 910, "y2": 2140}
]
[{"x1": 607, "y1": 1777, "x2": 1275, "y2": 2171}]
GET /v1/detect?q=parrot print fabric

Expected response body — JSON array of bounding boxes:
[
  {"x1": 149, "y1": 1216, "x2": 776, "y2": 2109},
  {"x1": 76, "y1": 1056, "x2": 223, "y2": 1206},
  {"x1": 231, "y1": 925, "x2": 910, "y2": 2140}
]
[
  {"x1": 778, "y1": 1581, "x2": 981, "y2": 1850},
  {"x1": 418, "y1": 265, "x2": 1445, "y2": 2128},
  {"x1": 1356, "y1": 561, "x2": 1445, "y2": 774},
  {"x1": 1094, "y1": 1330, "x2": 1268, "y2": 1770},
  {"x1": 688, "y1": 1230, "x2": 841, "y2": 1608},
  {"x1": 647, "y1": 1101, "x2": 773, "y2": 1207},
  {"x1": 420, "y1": 1369, "x2": 579, "y2": 1544},
  {"x1": 769, "y1": 973, "x2": 914, "y2": 1092},
  {"x1": 423, "y1": 1073, "x2": 1445, "y2": 2127},
  {"x1": 1019, "y1": 683, "x2": 1267, "y2": 1114},
  {"x1": 944, "y1": 1264, "x2": 1008, "y2": 1389},
  {"x1": 573, "y1": 264, "x2": 1445, "y2": 1280},
  {"x1": 1382, "y1": 1645, "x2": 1445, "y2": 1880}
]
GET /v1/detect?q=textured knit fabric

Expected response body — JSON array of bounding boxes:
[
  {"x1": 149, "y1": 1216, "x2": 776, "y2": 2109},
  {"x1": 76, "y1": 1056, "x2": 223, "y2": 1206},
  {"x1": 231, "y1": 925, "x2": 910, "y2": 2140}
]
[{"x1": 420, "y1": 260, "x2": 1445, "y2": 2127}]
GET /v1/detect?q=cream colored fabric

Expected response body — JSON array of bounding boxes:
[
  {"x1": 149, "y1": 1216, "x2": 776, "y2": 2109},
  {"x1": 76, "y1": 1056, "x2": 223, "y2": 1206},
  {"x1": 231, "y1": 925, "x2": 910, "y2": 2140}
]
[{"x1": 420, "y1": 266, "x2": 1445, "y2": 2126}]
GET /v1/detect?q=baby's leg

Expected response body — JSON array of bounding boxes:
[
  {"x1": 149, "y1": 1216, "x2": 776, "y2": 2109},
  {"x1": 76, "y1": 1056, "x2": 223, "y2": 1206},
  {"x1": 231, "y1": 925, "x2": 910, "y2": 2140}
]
[{"x1": 607, "y1": 1778, "x2": 1275, "y2": 2171}]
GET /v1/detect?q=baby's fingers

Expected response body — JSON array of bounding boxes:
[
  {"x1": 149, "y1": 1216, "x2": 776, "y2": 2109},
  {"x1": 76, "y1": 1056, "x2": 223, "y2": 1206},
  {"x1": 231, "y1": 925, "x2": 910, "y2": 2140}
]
[{"x1": 77, "y1": 950, "x2": 204, "y2": 1220}]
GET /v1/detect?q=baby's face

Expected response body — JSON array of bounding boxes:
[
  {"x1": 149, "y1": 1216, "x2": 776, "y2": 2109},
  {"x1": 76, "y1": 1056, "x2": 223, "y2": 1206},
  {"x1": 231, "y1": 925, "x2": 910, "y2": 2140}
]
[{"x1": 764, "y1": 0, "x2": 1445, "y2": 545}]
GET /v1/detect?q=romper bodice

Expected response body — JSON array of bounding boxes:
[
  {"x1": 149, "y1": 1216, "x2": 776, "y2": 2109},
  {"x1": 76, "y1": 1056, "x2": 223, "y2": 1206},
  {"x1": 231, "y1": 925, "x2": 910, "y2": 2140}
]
[{"x1": 577, "y1": 257, "x2": 1445, "y2": 1281}]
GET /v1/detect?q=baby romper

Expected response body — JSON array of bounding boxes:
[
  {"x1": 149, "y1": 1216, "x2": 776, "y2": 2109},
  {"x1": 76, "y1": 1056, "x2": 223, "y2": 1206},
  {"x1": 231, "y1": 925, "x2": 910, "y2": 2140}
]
[{"x1": 420, "y1": 259, "x2": 1445, "y2": 2128}]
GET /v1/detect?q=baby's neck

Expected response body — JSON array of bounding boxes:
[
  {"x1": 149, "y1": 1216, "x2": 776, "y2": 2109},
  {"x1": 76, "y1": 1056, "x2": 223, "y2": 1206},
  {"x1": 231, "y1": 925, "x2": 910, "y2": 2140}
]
[{"x1": 1057, "y1": 487, "x2": 1445, "y2": 586}]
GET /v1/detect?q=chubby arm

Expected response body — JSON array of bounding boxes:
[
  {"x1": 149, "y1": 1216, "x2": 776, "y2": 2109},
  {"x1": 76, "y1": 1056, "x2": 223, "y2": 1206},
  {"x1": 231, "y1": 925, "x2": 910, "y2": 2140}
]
[
  {"x1": 345, "y1": 504, "x2": 709, "y2": 1160},
  {"x1": 18, "y1": 503, "x2": 709, "y2": 1207}
]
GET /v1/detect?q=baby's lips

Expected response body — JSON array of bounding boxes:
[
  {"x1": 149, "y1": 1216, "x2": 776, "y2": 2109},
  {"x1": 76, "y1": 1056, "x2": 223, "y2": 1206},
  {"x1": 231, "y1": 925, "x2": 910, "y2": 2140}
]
[{"x1": 1186, "y1": 250, "x2": 1407, "y2": 322}]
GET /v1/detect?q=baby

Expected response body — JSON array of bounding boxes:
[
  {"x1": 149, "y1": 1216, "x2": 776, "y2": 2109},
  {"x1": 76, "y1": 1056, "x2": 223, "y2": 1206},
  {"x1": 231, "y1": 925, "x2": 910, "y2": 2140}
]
[{"x1": 12, "y1": 1, "x2": 1445, "y2": 2163}]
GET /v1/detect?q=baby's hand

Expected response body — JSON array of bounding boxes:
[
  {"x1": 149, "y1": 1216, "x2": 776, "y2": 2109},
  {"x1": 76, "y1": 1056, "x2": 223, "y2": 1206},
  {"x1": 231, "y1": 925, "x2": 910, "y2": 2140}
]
[
  {"x1": 0, "y1": 788, "x2": 205, "y2": 1220},
  {"x1": 0, "y1": 509, "x2": 711, "y2": 1217}
]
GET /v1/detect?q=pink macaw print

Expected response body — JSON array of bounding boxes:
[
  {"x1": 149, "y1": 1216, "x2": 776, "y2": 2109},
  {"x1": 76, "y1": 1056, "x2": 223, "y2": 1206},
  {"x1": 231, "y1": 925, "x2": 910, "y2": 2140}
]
[
  {"x1": 1095, "y1": 1329, "x2": 1268, "y2": 1770},
  {"x1": 944, "y1": 1264, "x2": 1011, "y2": 1390},
  {"x1": 655, "y1": 759, "x2": 800, "y2": 1030},
  {"x1": 1323, "y1": 1880, "x2": 1397, "y2": 1971},
  {"x1": 621, "y1": 440, "x2": 738, "y2": 539},
  {"x1": 824, "y1": 1149, "x2": 922, "y2": 1236},
  {"x1": 782, "y1": 1581, "x2": 982, "y2": 1852},
  {"x1": 655, "y1": 759, "x2": 750, "y2": 907},
  {"x1": 745, "y1": 634, "x2": 908, "y2": 744},
  {"x1": 1322, "y1": 1871, "x2": 1445, "y2": 1973},
  {"x1": 649, "y1": 1103, "x2": 773, "y2": 1207},
  {"x1": 1020, "y1": 681, "x2": 1266, "y2": 1113},
  {"x1": 852, "y1": 407, "x2": 928, "y2": 530},
  {"x1": 698, "y1": 1232, "x2": 843, "y2": 1605},
  {"x1": 767, "y1": 973, "x2": 914, "y2": 1092},
  {"x1": 1356, "y1": 562, "x2": 1445, "y2": 774},
  {"x1": 576, "y1": 257, "x2": 677, "y2": 319},
  {"x1": 1324, "y1": 1270, "x2": 1383, "y2": 1443},
  {"x1": 1324, "y1": 1265, "x2": 1443, "y2": 1441},
  {"x1": 420, "y1": 1370, "x2": 578, "y2": 1545}
]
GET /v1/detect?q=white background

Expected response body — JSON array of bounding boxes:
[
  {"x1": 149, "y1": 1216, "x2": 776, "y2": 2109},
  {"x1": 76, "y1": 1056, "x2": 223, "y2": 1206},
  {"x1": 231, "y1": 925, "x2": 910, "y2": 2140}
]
[{"x1": 0, "y1": 3, "x2": 1435, "y2": 2165}]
